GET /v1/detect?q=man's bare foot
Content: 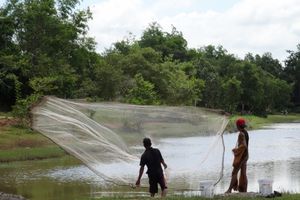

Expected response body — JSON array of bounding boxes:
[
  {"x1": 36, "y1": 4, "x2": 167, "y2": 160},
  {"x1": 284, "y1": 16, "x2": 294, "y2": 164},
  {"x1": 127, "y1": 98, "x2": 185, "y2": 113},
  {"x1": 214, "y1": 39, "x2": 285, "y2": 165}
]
[
  {"x1": 233, "y1": 185, "x2": 238, "y2": 191},
  {"x1": 225, "y1": 189, "x2": 231, "y2": 194},
  {"x1": 161, "y1": 189, "x2": 167, "y2": 197}
]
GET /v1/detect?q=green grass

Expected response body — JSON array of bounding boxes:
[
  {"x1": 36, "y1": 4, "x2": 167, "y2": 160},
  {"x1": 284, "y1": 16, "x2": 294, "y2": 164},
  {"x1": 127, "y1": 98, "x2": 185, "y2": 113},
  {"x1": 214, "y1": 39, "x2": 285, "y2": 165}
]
[
  {"x1": 0, "y1": 125, "x2": 68, "y2": 162},
  {"x1": 227, "y1": 114, "x2": 300, "y2": 132},
  {"x1": 0, "y1": 146, "x2": 66, "y2": 162},
  {"x1": 0, "y1": 112, "x2": 12, "y2": 118},
  {"x1": 78, "y1": 193, "x2": 300, "y2": 200}
]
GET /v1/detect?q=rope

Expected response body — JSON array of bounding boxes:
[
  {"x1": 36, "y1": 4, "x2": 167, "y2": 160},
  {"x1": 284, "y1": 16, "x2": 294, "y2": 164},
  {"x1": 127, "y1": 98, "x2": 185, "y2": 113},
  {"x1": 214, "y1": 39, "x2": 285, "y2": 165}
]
[{"x1": 214, "y1": 133, "x2": 225, "y2": 186}]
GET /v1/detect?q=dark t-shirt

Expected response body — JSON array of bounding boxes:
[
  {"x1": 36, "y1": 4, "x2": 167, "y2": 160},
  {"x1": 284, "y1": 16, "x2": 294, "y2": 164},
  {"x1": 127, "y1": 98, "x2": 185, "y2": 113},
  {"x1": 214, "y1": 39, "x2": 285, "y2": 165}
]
[{"x1": 140, "y1": 147, "x2": 164, "y2": 176}]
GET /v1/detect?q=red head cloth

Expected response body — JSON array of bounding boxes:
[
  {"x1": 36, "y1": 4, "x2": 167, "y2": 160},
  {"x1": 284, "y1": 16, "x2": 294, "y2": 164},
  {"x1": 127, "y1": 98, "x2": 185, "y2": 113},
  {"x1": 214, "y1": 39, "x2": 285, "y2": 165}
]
[{"x1": 236, "y1": 118, "x2": 246, "y2": 127}]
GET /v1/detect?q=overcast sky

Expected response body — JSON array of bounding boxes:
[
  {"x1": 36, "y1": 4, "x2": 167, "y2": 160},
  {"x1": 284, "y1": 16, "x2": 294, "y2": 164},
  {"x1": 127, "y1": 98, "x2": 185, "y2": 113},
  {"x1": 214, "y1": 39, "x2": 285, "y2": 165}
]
[{"x1": 1, "y1": 0, "x2": 300, "y2": 62}]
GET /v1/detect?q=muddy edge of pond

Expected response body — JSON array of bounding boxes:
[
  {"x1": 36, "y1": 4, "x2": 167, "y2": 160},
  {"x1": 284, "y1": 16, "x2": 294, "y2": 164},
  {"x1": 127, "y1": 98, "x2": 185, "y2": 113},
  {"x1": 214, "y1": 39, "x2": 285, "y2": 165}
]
[{"x1": 0, "y1": 192, "x2": 26, "y2": 200}]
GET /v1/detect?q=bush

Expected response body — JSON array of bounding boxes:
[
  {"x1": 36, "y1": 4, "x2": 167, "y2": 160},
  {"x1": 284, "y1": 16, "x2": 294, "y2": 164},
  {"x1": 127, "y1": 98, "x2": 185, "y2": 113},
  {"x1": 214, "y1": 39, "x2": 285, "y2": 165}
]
[{"x1": 12, "y1": 93, "x2": 42, "y2": 126}]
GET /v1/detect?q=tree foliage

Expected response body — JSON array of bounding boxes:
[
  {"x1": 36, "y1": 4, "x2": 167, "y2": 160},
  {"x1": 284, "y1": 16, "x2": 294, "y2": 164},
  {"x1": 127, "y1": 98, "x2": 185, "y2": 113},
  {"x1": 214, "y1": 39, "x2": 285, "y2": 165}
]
[
  {"x1": 283, "y1": 44, "x2": 300, "y2": 106},
  {"x1": 0, "y1": 0, "x2": 296, "y2": 115}
]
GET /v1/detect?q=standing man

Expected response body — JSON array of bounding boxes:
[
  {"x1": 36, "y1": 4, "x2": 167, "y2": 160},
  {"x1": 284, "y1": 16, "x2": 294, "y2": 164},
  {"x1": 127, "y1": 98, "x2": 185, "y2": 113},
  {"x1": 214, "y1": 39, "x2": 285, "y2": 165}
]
[
  {"x1": 136, "y1": 137, "x2": 168, "y2": 197},
  {"x1": 225, "y1": 118, "x2": 249, "y2": 193}
]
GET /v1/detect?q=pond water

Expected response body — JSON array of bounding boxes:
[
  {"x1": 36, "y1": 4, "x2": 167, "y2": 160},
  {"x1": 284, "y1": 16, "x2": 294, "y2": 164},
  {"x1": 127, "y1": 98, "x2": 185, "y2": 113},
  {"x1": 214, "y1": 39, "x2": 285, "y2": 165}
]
[{"x1": 0, "y1": 123, "x2": 300, "y2": 199}]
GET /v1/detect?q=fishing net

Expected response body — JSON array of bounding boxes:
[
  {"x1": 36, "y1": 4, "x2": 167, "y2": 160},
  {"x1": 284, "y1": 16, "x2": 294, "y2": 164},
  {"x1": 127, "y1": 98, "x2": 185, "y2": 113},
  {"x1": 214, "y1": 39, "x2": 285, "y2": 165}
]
[{"x1": 30, "y1": 96, "x2": 228, "y2": 190}]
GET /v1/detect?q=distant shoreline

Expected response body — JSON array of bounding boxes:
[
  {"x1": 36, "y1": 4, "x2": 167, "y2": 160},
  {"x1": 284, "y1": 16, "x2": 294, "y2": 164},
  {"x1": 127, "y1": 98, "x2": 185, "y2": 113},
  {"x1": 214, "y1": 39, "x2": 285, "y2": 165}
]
[
  {"x1": 226, "y1": 114, "x2": 300, "y2": 132},
  {"x1": 1, "y1": 114, "x2": 300, "y2": 162}
]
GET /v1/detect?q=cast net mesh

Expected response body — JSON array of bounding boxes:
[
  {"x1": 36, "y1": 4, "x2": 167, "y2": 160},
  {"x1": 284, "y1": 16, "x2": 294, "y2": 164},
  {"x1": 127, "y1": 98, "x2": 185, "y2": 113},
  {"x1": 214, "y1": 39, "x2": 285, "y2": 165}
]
[{"x1": 30, "y1": 96, "x2": 228, "y2": 190}]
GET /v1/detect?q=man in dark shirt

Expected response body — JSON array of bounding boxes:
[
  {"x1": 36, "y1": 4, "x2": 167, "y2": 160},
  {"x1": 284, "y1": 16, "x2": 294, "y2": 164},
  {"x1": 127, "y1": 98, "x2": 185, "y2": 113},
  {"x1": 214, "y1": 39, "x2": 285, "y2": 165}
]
[{"x1": 135, "y1": 137, "x2": 168, "y2": 197}]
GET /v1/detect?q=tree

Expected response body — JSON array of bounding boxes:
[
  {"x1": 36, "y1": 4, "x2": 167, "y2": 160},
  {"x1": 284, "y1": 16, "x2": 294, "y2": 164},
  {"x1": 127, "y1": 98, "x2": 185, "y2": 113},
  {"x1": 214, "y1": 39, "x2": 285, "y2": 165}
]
[
  {"x1": 198, "y1": 45, "x2": 238, "y2": 77},
  {"x1": 283, "y1": 44, "x2": 300, "y2": 106},
  {"x1": 139, "y1": 22, "x2": 188, "y2": 61},
  {"x1": 239, "y1": 62, "x2": 265, "y2": 114},
  {"x1": 193, "y1": 57, "x2": 222, "y2": 108},
  {"x1": 245, "y1": 52, "x2": 283, "y2": 78},
  {"x1": 0, "y1": 1, "x2": 296, "y2": 113},
  {"x1": 0, "y1": 8, "x2": 21, "y2": 109},
  {"x1": 222, "y1": 77, "x2": 242, "y2": 113},
  {"x1": 149, "y1": 61, "x2": 204, "y2": 105},
  {"x1": 125, "y1": 73, "x2": 159, "y2": 105},
  {"x1": 263, "y1": 77, "x2": 291, "y2": 111},
  {"x1": 1, "y1": 0, "x2": 94, "y2": 102}
]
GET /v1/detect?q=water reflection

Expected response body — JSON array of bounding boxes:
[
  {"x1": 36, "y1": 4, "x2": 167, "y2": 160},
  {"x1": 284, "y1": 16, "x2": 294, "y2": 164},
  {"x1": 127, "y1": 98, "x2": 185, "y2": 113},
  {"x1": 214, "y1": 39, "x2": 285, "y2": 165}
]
[{"x1": 216, "y1": 158, "x2": 300, "y2": 193}]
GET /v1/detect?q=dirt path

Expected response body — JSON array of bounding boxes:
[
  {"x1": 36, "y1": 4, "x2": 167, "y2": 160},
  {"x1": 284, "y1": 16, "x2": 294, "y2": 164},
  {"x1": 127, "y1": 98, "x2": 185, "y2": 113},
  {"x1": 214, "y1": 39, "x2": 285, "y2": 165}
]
[{"x1": 0, "y1": 118, "x2": 19, "y2": 128}]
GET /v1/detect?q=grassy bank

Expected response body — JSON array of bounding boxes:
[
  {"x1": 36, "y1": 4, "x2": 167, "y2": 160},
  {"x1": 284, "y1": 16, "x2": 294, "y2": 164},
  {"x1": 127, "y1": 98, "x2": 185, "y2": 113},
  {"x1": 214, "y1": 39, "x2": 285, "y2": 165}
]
[
  {"x1": 227, "y1": 114, "x2": 300, "y2": 132},
  {"x1": 0, "y1": 112, "x2": 12, "y2": 118},
  {"x1": 0, "y1": 124, "x2": 68, "y2": 162},
  {"x1": 80, "y1": 194, "x2": 300, "y2": 200}
]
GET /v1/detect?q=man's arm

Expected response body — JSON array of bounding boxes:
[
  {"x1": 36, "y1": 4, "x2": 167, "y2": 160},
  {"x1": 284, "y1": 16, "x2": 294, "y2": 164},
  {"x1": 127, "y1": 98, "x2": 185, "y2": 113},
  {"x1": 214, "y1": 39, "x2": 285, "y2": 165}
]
[
  {"x1": 161, "y1": 160, "x2": 167, "y2": 169},
  {"x1": 135, "y1": 165, "x2": 144, "y2": 186},
  {"x1": 158, "y1": 149, "x2": 167, "y2": 169}
]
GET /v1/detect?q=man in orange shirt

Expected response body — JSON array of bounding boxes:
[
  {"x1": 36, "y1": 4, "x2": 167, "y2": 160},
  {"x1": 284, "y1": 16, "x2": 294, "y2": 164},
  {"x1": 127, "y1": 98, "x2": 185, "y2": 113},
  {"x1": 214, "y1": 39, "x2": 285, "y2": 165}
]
[{"x1": 225, "y1": 118, "x2": 249, "y2": 193}]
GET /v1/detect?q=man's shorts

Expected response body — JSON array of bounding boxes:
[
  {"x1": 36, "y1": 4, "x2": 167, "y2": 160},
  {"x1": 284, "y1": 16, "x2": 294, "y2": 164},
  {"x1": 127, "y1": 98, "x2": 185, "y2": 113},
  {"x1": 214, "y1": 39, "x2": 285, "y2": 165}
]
[{"x1": 148, "y1": 173, "x2": 167, "y2": 194}]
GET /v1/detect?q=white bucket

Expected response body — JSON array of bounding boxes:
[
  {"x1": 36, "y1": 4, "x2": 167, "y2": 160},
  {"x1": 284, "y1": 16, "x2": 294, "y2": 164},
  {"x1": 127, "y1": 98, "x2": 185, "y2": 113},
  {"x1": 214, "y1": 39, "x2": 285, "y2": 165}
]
[
  {"x1": 258, "y1": 179, "x2": 273, "y2": 195},
  {"x1": 199, "y1": 180, "x2": 214, "y2": 198}
]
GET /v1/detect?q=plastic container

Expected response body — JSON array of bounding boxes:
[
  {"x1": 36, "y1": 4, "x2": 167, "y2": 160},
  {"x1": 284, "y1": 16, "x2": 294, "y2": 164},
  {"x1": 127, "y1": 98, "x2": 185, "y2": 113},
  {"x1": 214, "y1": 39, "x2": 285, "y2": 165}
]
[
  {"x1": 258, "y1": 179, "x2": 273, "y2": 195},
  {"x1": 199, "y1": 180, "x2": 214, "y2": 198}
]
